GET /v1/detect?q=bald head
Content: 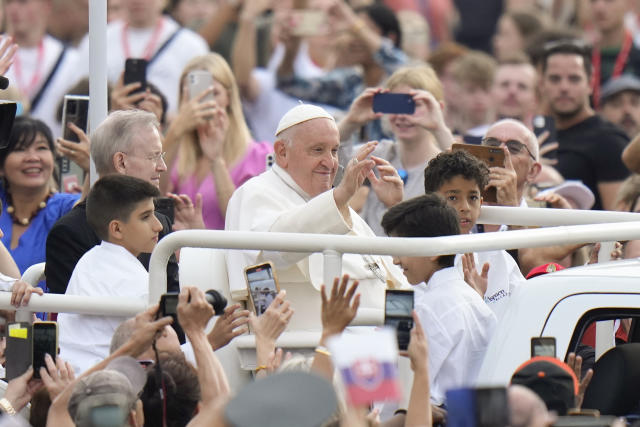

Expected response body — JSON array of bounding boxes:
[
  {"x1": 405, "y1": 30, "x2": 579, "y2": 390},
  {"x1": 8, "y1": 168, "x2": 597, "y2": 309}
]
[
  {"x1": 508, "y1": 385, "x2": 555, "y2": 427},
  {"x1": 486, "y1": 119, "x2": 538, "y2": 161}
]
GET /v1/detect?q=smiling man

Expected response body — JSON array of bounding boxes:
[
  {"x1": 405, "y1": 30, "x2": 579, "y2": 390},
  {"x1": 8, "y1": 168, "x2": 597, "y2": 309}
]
[{"x1": 225, "y1": 104, "x2": 407, "y2": 330}]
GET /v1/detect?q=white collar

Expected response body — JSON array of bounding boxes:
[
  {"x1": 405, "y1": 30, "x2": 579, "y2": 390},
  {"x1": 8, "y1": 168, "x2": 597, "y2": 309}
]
[
  {"x1": 425, "y1": 267, "x2": 461, "y2": 290},
  {"x1": 271, "y1": 164, "x2": 312, "y2": 201}
]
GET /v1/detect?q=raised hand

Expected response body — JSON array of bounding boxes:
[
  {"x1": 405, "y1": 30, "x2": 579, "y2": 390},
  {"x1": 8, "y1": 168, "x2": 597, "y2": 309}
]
[
  {"x1": 488, "y1": 146, "x2": 519, "y2": 207},
  {"x1": 368, "y1": 156, "x2": 403, "y2": 208},
  {"x1": 208, "y1": 303, "x2": 250, "y2": 350},
  {"x1": 320, "y1": 274, "x2": 360, "y2": 339},
  {"x1": 56, "y1": 123, "x2": 91, "y2": 173},
  {"x1": 566, "y1": 352, "x2": 593, "y2": 410},
  {"x1": 462, "y1": 253, "x2": 489, "y2": 297}
]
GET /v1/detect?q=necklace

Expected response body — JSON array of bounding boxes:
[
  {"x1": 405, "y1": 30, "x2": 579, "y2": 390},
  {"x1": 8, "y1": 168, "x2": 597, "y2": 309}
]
[{"x1": 5, "y1": 191, "x2": 52, "y2": 226}]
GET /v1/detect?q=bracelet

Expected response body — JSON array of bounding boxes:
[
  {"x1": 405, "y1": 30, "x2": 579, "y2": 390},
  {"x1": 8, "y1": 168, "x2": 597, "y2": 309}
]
[
  {"x1": 315, "y1": 346, "x2": 331, "y2": 357},
  {"x1": 255, "y1": 365, "x2": 268, "y2": 373},
  {"x1": 0, "y1": 398, "x2": 16, "y2": 416}
]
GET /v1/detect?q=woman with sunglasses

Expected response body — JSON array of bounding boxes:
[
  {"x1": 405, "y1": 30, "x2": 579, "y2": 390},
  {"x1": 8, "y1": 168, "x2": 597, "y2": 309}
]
[{"x1": 337, "y1": 64, "x2": 454, "y2": 235}]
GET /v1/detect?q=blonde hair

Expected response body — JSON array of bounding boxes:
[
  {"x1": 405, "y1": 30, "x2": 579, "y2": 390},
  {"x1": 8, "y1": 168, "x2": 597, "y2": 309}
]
[
  {"x1": 385, "y1": 64, "x2": 444, "y2": 102},
  {"x1": 176, "y1": 53, "x2": 252, "y2": 177}
]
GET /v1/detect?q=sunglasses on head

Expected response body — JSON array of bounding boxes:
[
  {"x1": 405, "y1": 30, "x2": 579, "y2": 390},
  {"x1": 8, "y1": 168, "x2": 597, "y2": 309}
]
[{"x1": 481, "y1": 137, "x2": 536, "y2": 160}]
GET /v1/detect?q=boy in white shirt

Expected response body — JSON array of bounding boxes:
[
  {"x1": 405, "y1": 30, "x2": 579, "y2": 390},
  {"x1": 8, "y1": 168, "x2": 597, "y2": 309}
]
[
  {"x1": 381, "y1": 194, "x2": 496, "y2": 405},
  {"x1": 59, "y1": 175, "x2": 163, "y2": 373},
  {"x1": 424, "y1": 150, "x2": 527, "y2": 320}
]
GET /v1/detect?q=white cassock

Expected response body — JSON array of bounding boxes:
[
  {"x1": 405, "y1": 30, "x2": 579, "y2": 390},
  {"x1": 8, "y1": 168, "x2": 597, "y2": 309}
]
[{"x1": 225, "y1": 164, "x2": 408, "y2": 331}]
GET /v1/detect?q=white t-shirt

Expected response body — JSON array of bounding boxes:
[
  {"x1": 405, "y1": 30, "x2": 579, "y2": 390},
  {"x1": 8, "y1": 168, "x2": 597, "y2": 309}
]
[
  {"x1": 76, "y1": 17, "x2": 209, "y2": 114},
  {"x1": 58, "y1": 241, "x2": 148, "y2": 373},
  {"x1": 5, "y1": 35, "x2": 80, "y2": 137},
  {"x1": 414, "y1": 267, "x2": 496, "y2": 405}
]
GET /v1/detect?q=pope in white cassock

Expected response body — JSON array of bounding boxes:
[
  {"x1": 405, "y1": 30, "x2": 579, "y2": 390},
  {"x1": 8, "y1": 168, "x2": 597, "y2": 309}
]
[{"x1": 225, "y1": 104, "x2": 409, "y2": 330}]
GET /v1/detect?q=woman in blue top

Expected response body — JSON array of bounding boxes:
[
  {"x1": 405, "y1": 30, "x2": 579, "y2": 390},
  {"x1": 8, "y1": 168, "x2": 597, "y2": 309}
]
[{"x1": 0, "y1": 117, "x2": 80, "y2": 279}]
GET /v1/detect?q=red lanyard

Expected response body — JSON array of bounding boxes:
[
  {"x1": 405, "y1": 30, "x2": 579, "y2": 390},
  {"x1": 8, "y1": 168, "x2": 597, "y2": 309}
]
[
  {"x1": 13, "y1": 39, "x2": 45, "y2": 98},
  {"x1": 121, "y1": 17, "x2": 165, "y2": 60},
  {"x1": 592, "y1": 30, "x2": 633, "y2": 108}
]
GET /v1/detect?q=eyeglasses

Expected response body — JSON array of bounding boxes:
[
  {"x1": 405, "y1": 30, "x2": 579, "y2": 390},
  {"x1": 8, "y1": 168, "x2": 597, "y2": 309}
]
[
  {"x1": 123, "y1": 151, "x2": 167, "y2": 165},
  {"x1": 481, "y1": 137, "x2": 536, "y2": 160}
]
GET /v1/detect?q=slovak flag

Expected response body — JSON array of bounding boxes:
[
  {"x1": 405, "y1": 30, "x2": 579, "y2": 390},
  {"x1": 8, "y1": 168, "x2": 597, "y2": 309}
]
[{"x1": 327, "y1": 328, "x2": 402, "y2": 406}]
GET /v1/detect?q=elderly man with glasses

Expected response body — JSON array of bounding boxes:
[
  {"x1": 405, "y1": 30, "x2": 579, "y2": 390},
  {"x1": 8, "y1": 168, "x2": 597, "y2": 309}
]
[{"x1": 480, "y1": 118, "x2": 541, "y2": 216}]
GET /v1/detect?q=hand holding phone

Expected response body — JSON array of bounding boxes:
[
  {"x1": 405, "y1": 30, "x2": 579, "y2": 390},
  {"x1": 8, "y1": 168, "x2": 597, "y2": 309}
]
[
  {"x1": 385, "y1": 289, "x2": 414, "y2": 351},
  {"x1": 32, "y1": 321, "x2": 58, "y2": 379},
  {"x1": 159, "y1": 293, "x2": 179, "y2": 318},
  {"x1": 245, "y1": 262, "x2": 280, "y2": 316}
]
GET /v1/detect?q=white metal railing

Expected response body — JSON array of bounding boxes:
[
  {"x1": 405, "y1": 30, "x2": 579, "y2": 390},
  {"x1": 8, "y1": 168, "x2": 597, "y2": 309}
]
[{"x1": 3, "y1": 207, "x2": 640, "y2": 316}]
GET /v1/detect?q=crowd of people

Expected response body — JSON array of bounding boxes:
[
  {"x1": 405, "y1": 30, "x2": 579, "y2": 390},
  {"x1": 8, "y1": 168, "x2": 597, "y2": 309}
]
[{"x1": 0, "y1": 0, "x2": 638, "y2": 425}]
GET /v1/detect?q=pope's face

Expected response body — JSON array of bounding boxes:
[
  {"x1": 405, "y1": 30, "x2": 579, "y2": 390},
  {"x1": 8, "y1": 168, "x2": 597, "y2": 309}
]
[{"x1": 277, "y1": 118, "x2": 340, "y2": 198}]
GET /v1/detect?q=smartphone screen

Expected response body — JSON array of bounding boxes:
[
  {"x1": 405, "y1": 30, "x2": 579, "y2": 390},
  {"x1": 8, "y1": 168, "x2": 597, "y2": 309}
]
[
  {"x1": 33, "y1": 322, "x2": 58, "y2": 379},
  {"x1": 373, "y1": 93, "x2": 416, "y2": 115},
  {"x1": 124, "y1": 58, "x2": 147, "y2": 94},
  {"x1": 531, "y1": 337, "x2": 556, "y2": 358},
  {"x1": 188, "y1": 70, "x2": 215, "y2": 102},
  {"x1": 384, "y1": 290, "x2": 414, "y2": 351},
  {"x1": 159, "y1": 293, "x2": 179, "y2": 318},
  {"x1": 245, "y1": 263, "x2": 279, "y2": 316}
]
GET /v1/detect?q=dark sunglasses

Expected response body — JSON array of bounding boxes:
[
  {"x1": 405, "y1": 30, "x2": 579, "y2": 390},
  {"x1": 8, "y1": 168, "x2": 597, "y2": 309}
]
[{"x1": 481, "y1": 137, "x2": 536, "y2": 160}]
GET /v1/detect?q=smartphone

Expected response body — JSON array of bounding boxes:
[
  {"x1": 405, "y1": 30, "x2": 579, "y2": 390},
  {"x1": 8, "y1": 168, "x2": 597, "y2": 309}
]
[
  {"x1": 159, "y1": 293, "x2": 179, "y2": 318},
  {"x1": 384, "y1": 289, "x2": 414, "y2": 351},
  {"x1": 531, "y1": 337, "x2": 556, "y2": 358},
  {"x1": 57, "y1": 95, "x2": 89, "y2": 193},
  {"x1": 290, "y1": 9, "x2": 327, "y2": 37},
  {"x1": 187, "y1": 69, "x2": 215, "y2": 103},
  {"x1": 451, "y1": 143, "x2": 506, "y2": 204},
  {"x1": 372, "y1": 93, "x2": 416, "y2": 115},
  {"x1": 0, "y1": 101, "x2": 16, "y2": 149},
  {"x1": 124, "y1": 58, "x2": 147, "y2": 94},
  {"x1": 5, "y1": 322, "x2": 31, "y2": 381},
  {"x1": 446, "y1": 387, "x2": 510, "y2": 427},
  {"x1": 245, "y1": 262, "x2": 280, "y2": 316},
  {"x1": 32, "y1": 321, "x2": 58, "y2": 379},
  {"x1": 154, "y1": 197, "x2": 174, "y2": 225}
]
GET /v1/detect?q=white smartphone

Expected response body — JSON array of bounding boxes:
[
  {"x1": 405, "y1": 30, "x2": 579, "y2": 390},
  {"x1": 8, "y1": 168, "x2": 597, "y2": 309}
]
[{"x1": 188, "y1": 69, "x2": 215, "y2": 102}]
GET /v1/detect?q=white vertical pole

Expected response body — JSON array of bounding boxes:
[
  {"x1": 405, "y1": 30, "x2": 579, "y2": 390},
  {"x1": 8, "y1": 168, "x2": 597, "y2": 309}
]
[
  {"x1": 88, "y1": 0, "x2": 108, "y2": 186},
  {"x1": 323, "y1": 250, "x2": 342, "y2": 287},
  {"x1": 595, "y1": 241, "x2": 616, "y2": 360}
]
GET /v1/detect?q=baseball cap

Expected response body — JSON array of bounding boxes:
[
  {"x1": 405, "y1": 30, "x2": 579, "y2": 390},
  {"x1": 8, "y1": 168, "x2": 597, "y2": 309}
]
[
  {"x1": 225, "y1": 372, "x2": 338, "y2": 427},
  {"x1": 68, "y1": 356, "x2": 147, "y2": 427},
  {"x1": 600, "y1": 74, "x2": 640, "y2": 105},
  {"x1": 510, "y1": 356, "x2": 578, "y2": 415},
  {"x1": 536, "y1": 181, "x2": 595, "y2": 210},
  {"x1": 275, "y1": 103, "x2": 335, "y2": 136},
  {"x1": 526, "y1": 262, "x2": 565, "y2": 279}
]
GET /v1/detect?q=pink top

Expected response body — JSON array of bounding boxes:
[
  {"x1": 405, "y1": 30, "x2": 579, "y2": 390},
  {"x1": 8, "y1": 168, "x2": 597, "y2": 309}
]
[{"x1": 171, "y1": 141, "x2": 273, "y2": 229}]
